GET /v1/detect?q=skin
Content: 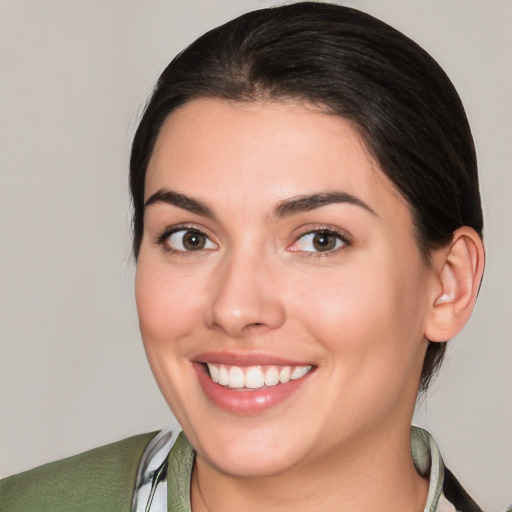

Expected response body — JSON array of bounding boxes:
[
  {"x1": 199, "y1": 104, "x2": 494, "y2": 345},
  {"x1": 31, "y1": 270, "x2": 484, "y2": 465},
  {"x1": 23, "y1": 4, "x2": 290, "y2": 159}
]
[{"x1": 135, "y1": 98, "x2": 443, "y2": 511}]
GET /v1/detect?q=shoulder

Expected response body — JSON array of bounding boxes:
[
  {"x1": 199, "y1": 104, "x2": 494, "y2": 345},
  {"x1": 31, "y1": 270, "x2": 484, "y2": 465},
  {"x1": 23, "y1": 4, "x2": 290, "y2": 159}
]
[{"x1": 0, "y1": 432, "x2": 157, "y2": 512}]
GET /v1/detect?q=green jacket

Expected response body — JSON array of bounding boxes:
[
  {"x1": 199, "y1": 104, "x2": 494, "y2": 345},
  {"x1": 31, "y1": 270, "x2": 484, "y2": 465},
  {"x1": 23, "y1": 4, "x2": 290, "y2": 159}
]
[{"x1": 0, "y1": 432, "x2": 155, "y2": 512}]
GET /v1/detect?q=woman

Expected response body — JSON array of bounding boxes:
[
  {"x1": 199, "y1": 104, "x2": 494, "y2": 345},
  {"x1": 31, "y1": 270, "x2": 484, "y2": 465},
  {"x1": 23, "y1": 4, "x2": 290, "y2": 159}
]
[{"x1": 0, "y1": 2, "x2": 493, "y2": 511}]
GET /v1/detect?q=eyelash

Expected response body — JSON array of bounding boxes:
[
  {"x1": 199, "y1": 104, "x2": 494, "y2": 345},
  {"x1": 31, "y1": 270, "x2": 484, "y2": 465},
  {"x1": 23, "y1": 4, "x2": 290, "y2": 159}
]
[
  {"x1": 154, "y1": 225, "x2": 352, "y2": 257},
  {"x1": 289, "y1": 226, "x2": 352, "y2": 258},
  {"x1": 154, "y1": 224, "x2": 217, "y2": 256}
]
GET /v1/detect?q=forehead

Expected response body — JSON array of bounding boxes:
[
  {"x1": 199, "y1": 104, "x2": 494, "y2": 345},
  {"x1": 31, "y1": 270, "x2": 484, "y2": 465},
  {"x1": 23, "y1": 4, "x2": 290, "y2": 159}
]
[{"x1": 145, "y1": 98, "x2": 407, "y2": 218}]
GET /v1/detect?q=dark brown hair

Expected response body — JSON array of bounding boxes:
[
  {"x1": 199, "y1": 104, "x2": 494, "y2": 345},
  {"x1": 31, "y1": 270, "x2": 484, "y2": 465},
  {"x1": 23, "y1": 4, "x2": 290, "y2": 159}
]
[{"x1": 130, "y1": 2, "x2": 483, "y2": 391}]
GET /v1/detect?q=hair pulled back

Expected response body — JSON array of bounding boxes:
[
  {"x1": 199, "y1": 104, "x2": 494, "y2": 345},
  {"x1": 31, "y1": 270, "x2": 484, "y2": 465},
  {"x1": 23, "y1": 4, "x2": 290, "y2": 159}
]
[{"x1": 130, "y1": 2, "x2": 483, "y2": 391}]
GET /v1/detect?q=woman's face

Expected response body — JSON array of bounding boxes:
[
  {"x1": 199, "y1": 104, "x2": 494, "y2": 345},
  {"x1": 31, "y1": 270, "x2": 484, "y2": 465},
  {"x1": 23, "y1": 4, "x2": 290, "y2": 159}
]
[{"x1": 136, "y1": 98, "x2": 438, "y2": 477}]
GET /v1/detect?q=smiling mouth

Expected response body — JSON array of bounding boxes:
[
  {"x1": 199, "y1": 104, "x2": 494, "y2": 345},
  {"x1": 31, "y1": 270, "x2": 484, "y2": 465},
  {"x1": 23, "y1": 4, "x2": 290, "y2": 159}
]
[{"x1": 204, "y1": 363, "x2": 313, "y2": 390}]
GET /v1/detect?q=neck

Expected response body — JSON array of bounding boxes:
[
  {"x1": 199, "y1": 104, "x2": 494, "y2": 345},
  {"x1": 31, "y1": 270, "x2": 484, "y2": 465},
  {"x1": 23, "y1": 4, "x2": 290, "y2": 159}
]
[{"x1": 190, "y1": 424, "x2": 429, "y2": 512}]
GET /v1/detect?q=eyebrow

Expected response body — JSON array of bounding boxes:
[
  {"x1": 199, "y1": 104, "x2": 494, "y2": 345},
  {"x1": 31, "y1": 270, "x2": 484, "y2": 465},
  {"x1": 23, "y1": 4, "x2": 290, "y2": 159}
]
[
  {"x1": 144, "y1": 188, "x2": 376, "y2": 220},
  {"x1": 274, "y1": 191, "x2": 377, "y2": 218},
  {"x1": 144, "y1": 189, "x2": 216, "y2": 219}
]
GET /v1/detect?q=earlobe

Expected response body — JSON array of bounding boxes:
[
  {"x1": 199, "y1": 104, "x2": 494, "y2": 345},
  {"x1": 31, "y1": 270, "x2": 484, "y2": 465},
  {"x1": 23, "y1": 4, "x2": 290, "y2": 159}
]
[{"x1": 424, "y1": 227, "x2": 485, "y2": 342}]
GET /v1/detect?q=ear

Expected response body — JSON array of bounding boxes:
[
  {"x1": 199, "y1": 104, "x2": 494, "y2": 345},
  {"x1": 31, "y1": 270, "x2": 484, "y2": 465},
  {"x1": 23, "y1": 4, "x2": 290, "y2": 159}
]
[{"x1": 424, "y1": 227, "x2": 485, "y2": 342}]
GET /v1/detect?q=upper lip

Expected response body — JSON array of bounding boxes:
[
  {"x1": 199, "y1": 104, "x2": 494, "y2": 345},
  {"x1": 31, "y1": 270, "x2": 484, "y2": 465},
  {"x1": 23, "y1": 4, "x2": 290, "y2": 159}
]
[{"x1": 192, "y1": 351, "x2": 313, "y2": 367}]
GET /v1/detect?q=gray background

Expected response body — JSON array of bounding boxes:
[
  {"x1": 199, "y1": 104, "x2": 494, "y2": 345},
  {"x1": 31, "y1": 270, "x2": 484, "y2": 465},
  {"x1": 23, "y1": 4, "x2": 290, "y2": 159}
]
[{"x1": 1, "y1": 1, "x2": 510, "y2": 510}]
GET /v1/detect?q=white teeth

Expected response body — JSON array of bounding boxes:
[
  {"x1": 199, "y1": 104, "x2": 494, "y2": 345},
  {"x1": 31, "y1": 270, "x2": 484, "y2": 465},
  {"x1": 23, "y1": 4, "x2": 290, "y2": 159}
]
[
  {"x1": 228, "y1": 366, "x2": 245, "y2": 388},
  {"x1": 208, "y1": 364, "x2": 219, "y2": 383},
  {"x1": 206, "y1": 363, "x2": 312, "y2": 389},
  {"x1": 218, "y1": 365, "x2": 229, "y2": 386},
  {"x1": 279, "y1": 366, "x2": 291, "y2": 383},
  {"x1": 291, "y1": 365, "x2": 312, "y2": 380},
  {"x1": 245, "y1": 367, "x2": 265, "y2": 389},
  {"x1": 264, "y1": 367, "x2": 280, "y2": 386}
]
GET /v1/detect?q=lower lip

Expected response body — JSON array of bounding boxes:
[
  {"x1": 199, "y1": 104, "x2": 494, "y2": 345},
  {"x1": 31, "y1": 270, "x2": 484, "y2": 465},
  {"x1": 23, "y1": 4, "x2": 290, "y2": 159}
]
[{"x1": 193, "y1": 363, "x2": 313, "y2": 414}]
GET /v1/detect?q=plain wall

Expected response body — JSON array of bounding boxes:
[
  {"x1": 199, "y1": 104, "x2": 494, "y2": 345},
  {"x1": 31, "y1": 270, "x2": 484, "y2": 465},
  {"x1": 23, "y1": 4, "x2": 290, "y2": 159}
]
[{"x1": 1, "y1": 1, "x2": 510, "y2": 510}]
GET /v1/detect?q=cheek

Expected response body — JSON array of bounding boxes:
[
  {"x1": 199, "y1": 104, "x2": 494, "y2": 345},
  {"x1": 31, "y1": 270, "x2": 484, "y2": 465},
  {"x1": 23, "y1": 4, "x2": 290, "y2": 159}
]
[
  {"x1": 288, "y1": 256, "x2": 429, "y2": 369},
  {"x1": 135, "y1": 258, "x2": 205, "y2": 347},
  {"x1": 134, "y1": 257, "x2": 208, "y2": 416},
  {"x1": 293, "y1": 276, "x2": 389, "y2": 364}
]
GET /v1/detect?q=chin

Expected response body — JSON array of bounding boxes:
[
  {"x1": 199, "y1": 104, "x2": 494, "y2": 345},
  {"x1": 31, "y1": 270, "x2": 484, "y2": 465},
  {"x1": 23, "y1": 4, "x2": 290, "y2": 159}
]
[
  {"x1": 189, "y1": 420, "x2": 313, "y2": 478},
  {"x1": 200, "y1": 444, "x2": 305, "y2": 479}
]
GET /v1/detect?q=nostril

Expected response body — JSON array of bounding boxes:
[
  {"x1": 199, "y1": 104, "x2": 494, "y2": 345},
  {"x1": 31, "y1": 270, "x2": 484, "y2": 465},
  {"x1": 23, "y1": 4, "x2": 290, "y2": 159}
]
[{"x1": 244, "y1": 322, "x2": 267, "y2": 332}]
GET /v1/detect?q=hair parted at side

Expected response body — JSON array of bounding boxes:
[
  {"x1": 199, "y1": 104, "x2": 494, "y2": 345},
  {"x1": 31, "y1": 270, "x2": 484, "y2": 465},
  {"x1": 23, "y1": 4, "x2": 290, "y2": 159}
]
[{"x1": 130, "y1": 1, "x2": 483, "y2": 391}]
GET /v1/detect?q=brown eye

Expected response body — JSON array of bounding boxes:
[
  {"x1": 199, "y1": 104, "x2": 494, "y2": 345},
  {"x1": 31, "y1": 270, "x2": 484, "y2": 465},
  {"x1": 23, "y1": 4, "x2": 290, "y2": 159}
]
[
  {"x1": 166, "y1": 229, "x2": 216, "y2": 252},
  {"x1": 312, "y1": 232, "x2": 337, "y2": 251},
  {"x1": 182, "y1": 231, "x2": 206, "y2": 250},
  {"x1": 294, "y1": 230, "x2": 346, "y2": 253}
]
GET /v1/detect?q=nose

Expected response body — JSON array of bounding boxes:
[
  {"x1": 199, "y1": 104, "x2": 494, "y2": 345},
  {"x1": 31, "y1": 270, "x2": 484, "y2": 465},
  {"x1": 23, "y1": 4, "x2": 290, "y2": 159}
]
[{"x1": 204, "y1": 252, "x2": 286, "y2": 337}]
